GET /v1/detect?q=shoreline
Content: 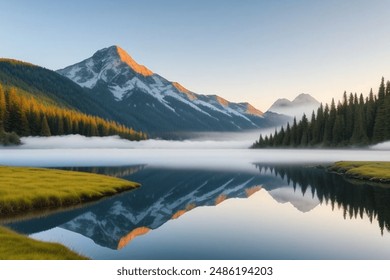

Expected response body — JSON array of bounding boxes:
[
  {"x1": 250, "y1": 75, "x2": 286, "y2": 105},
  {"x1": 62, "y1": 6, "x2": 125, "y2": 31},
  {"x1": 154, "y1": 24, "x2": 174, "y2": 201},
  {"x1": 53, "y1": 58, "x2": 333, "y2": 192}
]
[
  {"x1": 328, "y1": 161, "x2": 390, "y2": 184},
  {"x1": 0, "y1": 166, "x2": 140, "y2": 260}
]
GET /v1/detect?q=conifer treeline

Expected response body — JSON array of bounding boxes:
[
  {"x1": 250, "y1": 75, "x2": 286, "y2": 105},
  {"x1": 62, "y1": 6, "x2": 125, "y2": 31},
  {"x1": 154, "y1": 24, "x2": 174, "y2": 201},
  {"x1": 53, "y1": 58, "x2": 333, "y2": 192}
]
[
  {"x1": 0, "y1": 84, "x2": 147, "y2": 144},
  {"x1": 253, "y1": 78, "x2": 390, "y2": 148}
]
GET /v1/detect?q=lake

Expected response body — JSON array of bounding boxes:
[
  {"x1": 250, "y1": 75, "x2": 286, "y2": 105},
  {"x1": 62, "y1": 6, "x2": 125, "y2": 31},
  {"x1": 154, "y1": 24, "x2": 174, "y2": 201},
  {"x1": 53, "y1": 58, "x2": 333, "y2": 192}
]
[
  {"x1": 1, "y1": 136, "x2": 390, "y2": 259},
  {"x1": 2, "y1": 151, "x2": 390, "y2": 259}
]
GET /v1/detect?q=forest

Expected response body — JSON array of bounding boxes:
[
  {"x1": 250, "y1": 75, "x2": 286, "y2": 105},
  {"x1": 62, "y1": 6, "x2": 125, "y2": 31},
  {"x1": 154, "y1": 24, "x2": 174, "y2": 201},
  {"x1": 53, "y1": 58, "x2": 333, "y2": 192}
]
[
  {"x1": 253, "y1": 78, "x2": 390, "y2": 148},
  {"x1": 0, "y1": 84, "x2": 147, "y2": 145}
]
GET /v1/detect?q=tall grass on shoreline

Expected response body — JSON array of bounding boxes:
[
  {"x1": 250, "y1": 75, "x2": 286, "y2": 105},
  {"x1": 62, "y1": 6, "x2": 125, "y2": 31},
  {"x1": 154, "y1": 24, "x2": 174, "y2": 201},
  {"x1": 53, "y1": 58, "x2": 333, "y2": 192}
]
[
  {"x1": 0, "y1": 226, "x2": 88, "y2": 260},
  {"x1": 329, "y1": 161, "x2": 390, "y2": 183},
  {"x1": 0, "y1": 166, "x2": 139, "y2": 217}
]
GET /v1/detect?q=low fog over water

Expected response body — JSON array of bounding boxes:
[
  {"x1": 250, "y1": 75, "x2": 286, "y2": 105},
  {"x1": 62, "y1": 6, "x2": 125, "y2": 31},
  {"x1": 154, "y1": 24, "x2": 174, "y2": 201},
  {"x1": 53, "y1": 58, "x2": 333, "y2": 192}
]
[
  {"x1": 15, "y1": 130, "x2": 267, "y2": 150},
  {"x1": 0, "y1": 134, "x2": 389, "y2": 169}
]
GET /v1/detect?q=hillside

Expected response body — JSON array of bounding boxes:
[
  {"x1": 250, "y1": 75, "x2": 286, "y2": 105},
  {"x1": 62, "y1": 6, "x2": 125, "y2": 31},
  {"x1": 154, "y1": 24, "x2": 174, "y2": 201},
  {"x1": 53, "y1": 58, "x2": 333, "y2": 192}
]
[
  {"x1": 0, "y1": 83, "x2": 146, "y2": 144},
  {"x1": 0, "y1": 59, "x2": 132, "y2": 125}
]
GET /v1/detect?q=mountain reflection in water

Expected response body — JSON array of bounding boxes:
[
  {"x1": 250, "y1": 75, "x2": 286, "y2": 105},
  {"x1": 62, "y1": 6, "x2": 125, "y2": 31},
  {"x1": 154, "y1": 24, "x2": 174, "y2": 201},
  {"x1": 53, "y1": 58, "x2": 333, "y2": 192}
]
[
  {"x1": 4, "y1": 164, "x2": 390, "y2": 259},
  {"x1": 6, "y1": 166, "x2": 267, "y2": 249}
]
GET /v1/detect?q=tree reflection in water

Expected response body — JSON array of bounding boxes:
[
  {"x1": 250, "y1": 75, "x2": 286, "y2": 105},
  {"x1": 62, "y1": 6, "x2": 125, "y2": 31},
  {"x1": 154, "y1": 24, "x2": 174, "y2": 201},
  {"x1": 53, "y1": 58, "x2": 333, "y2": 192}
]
[{"x1": 255, "y1": 164, "x2": 390, "y2": 234}]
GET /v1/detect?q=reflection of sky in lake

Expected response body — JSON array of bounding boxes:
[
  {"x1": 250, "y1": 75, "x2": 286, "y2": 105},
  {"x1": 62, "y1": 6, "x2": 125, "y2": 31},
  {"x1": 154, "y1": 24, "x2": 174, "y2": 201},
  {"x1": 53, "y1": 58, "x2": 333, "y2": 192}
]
[{"x1": 31, "y1": 189, "x2": 390, "y2": 260}]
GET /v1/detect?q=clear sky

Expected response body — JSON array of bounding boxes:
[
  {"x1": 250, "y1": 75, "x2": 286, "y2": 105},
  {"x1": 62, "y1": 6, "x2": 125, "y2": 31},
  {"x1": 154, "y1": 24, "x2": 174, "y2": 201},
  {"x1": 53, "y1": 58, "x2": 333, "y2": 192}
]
[{"x1": 1, "y1": 0, "x2": 390, "y2": 111}]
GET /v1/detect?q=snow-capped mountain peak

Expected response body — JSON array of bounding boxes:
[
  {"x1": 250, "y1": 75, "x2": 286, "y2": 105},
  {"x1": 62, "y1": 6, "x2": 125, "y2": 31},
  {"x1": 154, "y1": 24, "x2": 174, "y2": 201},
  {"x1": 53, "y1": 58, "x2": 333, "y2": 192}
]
[
  {"x1": 57, "y1": 45, "x2": 288, "y2": 132},
  {"x1": 114, "y1": 46, "x2": 153, "y2": 76},
  {"x1": 57, "y1": 45, "x2": 153, "y2": 90}
]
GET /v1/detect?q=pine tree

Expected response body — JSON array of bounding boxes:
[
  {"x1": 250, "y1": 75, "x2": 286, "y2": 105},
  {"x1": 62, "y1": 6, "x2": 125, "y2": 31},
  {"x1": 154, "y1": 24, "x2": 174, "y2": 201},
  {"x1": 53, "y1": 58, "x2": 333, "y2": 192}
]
[
  {"x1": 63, "y1": 117, "x2": 72, "y2": 134},
  {"x1": 342, "y1": 93, "x2": 354, "y2": 142},
  {"x1": 372, "y1": 107, "x2": 386, "y2": 143},
  {"x1": 312, "y1": 104, "x2": 324, "y2": 145},
  {"x1": 282, "y1": 123, "x2": 291, "y2": 145},
  {"x1": 291, "y1": 117, "x2": 298, "y2": 146},
  {"x1": 19, "y1": 110, "x2": 30, "y2": 136},
  {"x1": 277, "y1": 127, "x2": 285, "y2": 146},
  {"x1": 386, "y1": 81, "x2": 390, "y2": 97},
  {"x1": 333, "y1": 115, "x2": 344, "y2": 146},
  {"x1": 384, "y1": 95, "x2": 390, "y2": 139},
  {"x1": 378, "y1": 77, "x2": 386, "y2": 104},
  {"x1": 366, "y1": 89, "x2": 376, "y2": 139},
  {"x1": 6, "y1": 87, "x2": 19, "y2": 133},
  {"x1": 0, "y1": 85, "x2": 6, "y2": 131},
  {"x1": 323, "y1": 104, "x2": 332, "y2": 146},
  {"x1": 40, "y1": 115, "x2": 51, "y2": 136},
  {"x1": 351, "y1": 103, "x2": 368, "y2": 145},
  {"x1": 300, "y1": 114, "x2": 309, "y2": 146},
  {"x1": 309, "y1": 111, "x2": 316, "y2": 145},
  {"x1": 28, "y1": 111, "x2": 41, "y2": 136},
  {"x1": 56, "y1": 116, "x2": 64, "y2": 135}
]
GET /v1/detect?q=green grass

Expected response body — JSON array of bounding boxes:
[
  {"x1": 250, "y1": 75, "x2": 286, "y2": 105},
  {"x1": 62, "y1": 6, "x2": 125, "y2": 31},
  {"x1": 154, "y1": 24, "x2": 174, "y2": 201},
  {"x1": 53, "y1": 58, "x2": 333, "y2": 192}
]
[
  {"x1": 0, "y1": 166, "x2": 139, "y2": 217},
  {"x1": 329, "y1": 161, "x2": 390, "y2": 183},
  {"x1": 0, "y1": 226, "x2": 87, "y2": 260}
]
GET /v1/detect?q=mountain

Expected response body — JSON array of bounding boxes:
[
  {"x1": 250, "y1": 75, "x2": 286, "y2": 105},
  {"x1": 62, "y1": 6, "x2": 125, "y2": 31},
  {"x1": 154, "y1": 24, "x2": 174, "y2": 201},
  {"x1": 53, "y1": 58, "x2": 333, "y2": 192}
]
[
  {"x1": 0, "y1": 59, "x2": 146, "y2": 140},
  {"x1": 58, "y1": 46, "x2": 289, "y2": 133},
  {"x1": 267, "y1": 93, "x2": 320, "y2": 119},
  {"x1": 0, "y1": 59, "x2": 130, "y2": 124}
]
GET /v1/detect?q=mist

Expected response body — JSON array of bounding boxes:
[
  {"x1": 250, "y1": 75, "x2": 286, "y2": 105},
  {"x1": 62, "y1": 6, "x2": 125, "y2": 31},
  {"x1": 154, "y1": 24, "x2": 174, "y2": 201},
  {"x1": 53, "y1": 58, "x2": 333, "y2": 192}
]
[
  {"x1": 11, "y1": 134, "x2": 390, "y2": 151},
  {"x1": 13, "y1": 132, "x2": 267, "y2": 150},
  {"x1": 16, "y1": 135, "x2": 252, "y2": 149},
  {"x1": 370, "y1": 141, "x2": 390, "y2": 150},
  {"x1": 1, "y1": 134, "x2": 389, "y2": 170}
]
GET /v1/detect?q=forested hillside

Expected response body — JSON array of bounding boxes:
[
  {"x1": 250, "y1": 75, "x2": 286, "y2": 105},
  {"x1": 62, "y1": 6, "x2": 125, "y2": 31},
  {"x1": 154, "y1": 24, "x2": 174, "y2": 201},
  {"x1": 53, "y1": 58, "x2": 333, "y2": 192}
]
[
  {"x1": 0, "y1": 84, "x2": 146, "y2": 145},
  {"x1": 253, "y1": 78, "x2": 390, "y2": 148}
]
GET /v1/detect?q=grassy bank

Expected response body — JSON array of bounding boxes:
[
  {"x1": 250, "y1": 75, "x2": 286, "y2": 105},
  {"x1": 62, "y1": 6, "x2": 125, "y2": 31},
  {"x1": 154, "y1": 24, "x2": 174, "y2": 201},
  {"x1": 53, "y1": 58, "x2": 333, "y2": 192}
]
[
  {"x1": 328, "y1": 161, "x2": 390, "y2": 183},
  {"x1": 0, "y1": 226, "x2": 87, "y2": 260},
  {"x1": 0, "y1": 166, "x2": 139, "y2": 217}
]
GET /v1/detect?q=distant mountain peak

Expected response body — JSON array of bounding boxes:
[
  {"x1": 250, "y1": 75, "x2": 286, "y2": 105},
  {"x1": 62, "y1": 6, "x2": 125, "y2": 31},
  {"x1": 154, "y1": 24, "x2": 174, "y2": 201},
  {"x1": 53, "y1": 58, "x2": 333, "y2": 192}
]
[
  {"x1": 293, "y1": 93, "x2": 318, "y2": 104},
  {"x1": 267, "y1": 93, "x2": 320, "y2": 119},
  {"x1": 271, "y1": 98, "x2": 291, "y2": 107}
]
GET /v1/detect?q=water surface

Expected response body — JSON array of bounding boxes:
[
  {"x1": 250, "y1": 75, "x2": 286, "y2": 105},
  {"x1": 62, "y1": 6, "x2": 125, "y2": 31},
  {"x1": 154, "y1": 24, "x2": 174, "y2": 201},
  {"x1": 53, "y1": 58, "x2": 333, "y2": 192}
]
[{"x1": 4, "y1": 163, "x2": 390, "y2": 259}]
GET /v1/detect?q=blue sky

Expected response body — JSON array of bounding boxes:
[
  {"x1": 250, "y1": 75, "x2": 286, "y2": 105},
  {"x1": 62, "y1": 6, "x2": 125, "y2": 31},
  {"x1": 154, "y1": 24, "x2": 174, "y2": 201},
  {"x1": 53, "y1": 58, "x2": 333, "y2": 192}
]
[{"x1": 1, "y1": 0, "x2": 390, "y2": 111}]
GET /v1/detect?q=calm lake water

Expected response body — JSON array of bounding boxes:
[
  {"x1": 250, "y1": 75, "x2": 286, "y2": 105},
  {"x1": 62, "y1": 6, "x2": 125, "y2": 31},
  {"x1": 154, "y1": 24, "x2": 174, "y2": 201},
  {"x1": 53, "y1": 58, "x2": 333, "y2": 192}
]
[{"x1": 4, "y1": 161, "x2": 390, "y2": 259}]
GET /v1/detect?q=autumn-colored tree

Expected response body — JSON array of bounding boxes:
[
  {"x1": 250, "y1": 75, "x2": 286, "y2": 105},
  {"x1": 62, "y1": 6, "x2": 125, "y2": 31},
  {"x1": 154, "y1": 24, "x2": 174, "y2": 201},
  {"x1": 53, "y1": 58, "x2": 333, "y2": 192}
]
[{"x1": 0, "y1": 83, "x2": 147, "y2": 143}]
